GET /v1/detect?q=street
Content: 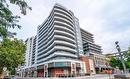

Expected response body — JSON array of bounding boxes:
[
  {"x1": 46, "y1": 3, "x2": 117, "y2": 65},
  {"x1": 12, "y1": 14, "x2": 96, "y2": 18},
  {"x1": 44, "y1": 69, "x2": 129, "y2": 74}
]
[{"x1": 15, "y1": 74, "x2": 114, "y2": 79}]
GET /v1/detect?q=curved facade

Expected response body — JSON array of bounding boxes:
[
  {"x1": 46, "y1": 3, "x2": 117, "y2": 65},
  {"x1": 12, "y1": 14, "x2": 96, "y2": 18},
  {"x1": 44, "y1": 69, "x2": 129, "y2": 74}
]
[
  {"x1": 21, "y1": 3, "x2": 95, "y2": 77},
  {"x1": 35, "y1": 4, "x2": 85, "y2": 77},
  {"x1": 20, "y1": 3, "x2": 108, "y2": 78},
  {"x1": 22, "y1": 4, "x2": 87, "y2": 77},
  {"x1": 37, "y1": 4, "x2": 79, "y2": 64}
]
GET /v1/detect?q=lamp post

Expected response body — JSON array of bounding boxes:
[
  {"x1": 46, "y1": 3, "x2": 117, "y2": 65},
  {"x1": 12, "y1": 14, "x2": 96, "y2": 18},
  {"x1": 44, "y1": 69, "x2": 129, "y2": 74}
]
[{"x1": 115, "y1": 41, "x2": 127, "y2": 74}]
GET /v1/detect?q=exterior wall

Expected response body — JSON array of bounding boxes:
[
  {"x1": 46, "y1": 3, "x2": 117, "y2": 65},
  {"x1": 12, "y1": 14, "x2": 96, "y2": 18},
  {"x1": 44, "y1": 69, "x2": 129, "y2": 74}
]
[
  {"x1": 81, "y1": 28, "x2": 102, "y2": 55},
  {"x1": 83, "y1": 42, "x2": 102, "y2": 54},
  {"x1": 80, "y1": 56, "x2": 91, "y2": 74},
  {"x1": 74, "y1": 17, "x2": 83, "y2": 55},
  {"x1": 25, "y1": 39, "x2": 30, "y2": 67},
  {"x1": 80, "y1": 28, "x2": 94, "y2": 43},
  {"x1": 89, "y1": 53, "x2": 112, "y2": 74},
  {"x1": 37, "y1": 70, "x2": 44, "y2": 77},
  {"x1": 80, "y1": 28, "x2": 112, "y2": 74},
  {"x1": 89, "y1": 59, "x2": 96, "y2": 75},
  {"x1": 37, "y1": 65, "x2": 44, "y2": 77},
  {"x1": 32, "y1": 36, "x2": 36, "y2": 65},
  {"x1": 52, "y1": 68, "x2": 68, "y2": 77},
  {"x1": 36, "y1": 59, "x2": 86, "y2": 77},
  {"x1": 25, "y1": 36, "x2": 36, "y2": 67},
  {"x1": 37, "y1": 3, "x2": 79, "y2": 65},
  {"x1": 22, "y1": 3, "x2": 103, "y2": 77},
  {"x1": 34, "y1": 3, "x2": 87, "y2": 77},
  {"x1": 93, "y1": 54, "x2": 107, "y2": 68}
]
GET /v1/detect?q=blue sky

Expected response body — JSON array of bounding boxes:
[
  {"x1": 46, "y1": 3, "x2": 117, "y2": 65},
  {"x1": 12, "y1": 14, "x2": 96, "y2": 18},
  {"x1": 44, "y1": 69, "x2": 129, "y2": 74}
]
[{"x1": 10, "y1": 0, "x2": 130, "y2": 54}]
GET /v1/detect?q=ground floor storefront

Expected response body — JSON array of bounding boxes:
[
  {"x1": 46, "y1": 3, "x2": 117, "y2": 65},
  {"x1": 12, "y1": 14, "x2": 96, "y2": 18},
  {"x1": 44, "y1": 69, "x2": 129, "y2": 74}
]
[
  {"x1": 20, "y1": 60, "x2": 86, "y2": 77},
  {"x1": 36, "y1": 62, "x2": 82, "y2": 77},
  {"x1": 95, "y1": 67, "x2": 113, "y2": 74}
]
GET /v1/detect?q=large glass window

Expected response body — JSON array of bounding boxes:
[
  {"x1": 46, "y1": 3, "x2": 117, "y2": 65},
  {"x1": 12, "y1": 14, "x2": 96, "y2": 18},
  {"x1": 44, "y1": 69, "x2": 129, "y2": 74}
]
[{"x1": 55, "y1": 62, "x2": 67, "y2": 67}]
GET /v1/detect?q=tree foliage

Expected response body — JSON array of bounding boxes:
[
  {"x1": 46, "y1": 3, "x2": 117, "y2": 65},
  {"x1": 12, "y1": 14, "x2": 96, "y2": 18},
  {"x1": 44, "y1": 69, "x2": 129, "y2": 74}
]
[
  {"x1": 125, "y1": 47, "x2": 130, "y2": 69},
  {"x1": 124, "y1": 48, "x2": 130, "y2": 61},
  {"x1": 0, "y1": 0, "x2": 31, "y2": 38},
  {"x1": 0, "y1": 38, "x2": 26, "y2": 74},
  {"x1": 109, "y1": 47, "x2": 130, "y2": 70},
  {"x1": 109, "y1": 57, "x2": 123, "y2": 70}
]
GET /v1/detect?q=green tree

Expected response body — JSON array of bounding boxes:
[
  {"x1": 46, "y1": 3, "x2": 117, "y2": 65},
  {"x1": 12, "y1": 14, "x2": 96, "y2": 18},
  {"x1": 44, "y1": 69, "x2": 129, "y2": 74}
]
[
  {"x1": 0, "y1": 38, "x2": 26, "y2": 75},
  {"x1": 109, "y1": 48, "x2": 130, "y2": 70},
  {"x1": 125, "y1": 47, "x2": 130, "y2": 69},
  {"x1": 0, "y1": 0, "x2": 31, "y2": 38},
  {"x1": 125, "y1": 48, "x2": 130, "y2": 61},
  {"x1": 109, "y1": 57, "x2": 123, "y2": 70}
]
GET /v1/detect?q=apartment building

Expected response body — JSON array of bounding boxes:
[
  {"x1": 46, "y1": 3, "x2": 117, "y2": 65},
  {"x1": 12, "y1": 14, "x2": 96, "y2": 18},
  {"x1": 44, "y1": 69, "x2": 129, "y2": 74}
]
[
  {"x1": 80, "y1": 28, "x2": 102, "y2": 55},
  {"x1": 35, "y1": 4, "x2": 86, "y2": 77},
  {"x1": 25, "y1": 36, "x2": 37, "y2": 67},
  {"x1": 80, "y1": 29, "x2": 112, "y2": 74},
  {"x1": 21, "y1": 3, "x2": 111, "y2": 77}
]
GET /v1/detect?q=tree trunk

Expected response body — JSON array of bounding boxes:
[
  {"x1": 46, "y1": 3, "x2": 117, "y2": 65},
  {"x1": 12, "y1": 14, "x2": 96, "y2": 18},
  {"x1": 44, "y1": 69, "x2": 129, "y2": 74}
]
[{"x1": 0, "y1": 71, "x2": 4, "y2": 79}]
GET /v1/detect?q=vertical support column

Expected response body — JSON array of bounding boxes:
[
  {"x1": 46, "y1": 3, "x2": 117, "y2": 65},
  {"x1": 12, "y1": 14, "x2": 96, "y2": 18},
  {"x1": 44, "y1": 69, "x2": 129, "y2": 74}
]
[
  {"x1": 74, "y1": 63, "x2": 76, "y2": 76},
  {"x1": 99, "y1": 67, "x2": 101, "y2": 73},
  {"x1": 71, "y1": 63, "x2": 76, "y2": 77},
  {"x1": 44, "y1": 64, "x2": 48, "y2": 77},
  {"x1": 80, "y1": 62, "x2": 86, "y2": 76},
  {"x1": 34, "y1": 71, "x2": 37, "y2": 77}
]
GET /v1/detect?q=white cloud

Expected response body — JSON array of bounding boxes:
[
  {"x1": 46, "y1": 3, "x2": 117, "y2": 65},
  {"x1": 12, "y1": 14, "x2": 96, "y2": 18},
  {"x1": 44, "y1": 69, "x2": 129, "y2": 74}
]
[
  {"x1": 74, "y1": 0, "x2": 130, "y2": 53},
  {"x1": 10, "y1": 0, "x2": 130, "y2": 54}
]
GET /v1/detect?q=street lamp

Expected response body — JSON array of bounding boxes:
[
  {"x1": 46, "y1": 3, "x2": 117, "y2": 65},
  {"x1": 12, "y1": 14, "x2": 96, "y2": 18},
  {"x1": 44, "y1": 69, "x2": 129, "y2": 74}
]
[{"x1": 115, "y1": 41, "x2": 127, "y2": 74}]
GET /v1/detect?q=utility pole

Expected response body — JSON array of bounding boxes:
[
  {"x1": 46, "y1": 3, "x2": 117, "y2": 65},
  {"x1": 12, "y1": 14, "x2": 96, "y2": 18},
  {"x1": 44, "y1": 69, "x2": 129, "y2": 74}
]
[{"x1": 115, "y1": 41, "x2": 127, "y2": 74}]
